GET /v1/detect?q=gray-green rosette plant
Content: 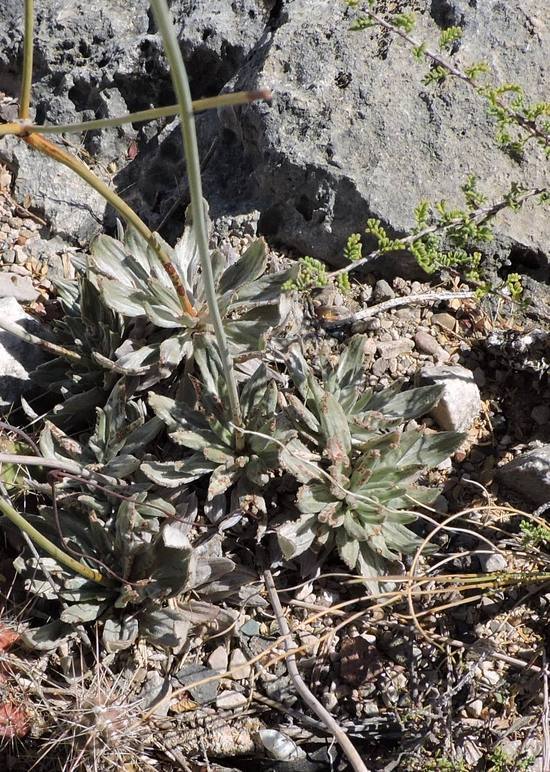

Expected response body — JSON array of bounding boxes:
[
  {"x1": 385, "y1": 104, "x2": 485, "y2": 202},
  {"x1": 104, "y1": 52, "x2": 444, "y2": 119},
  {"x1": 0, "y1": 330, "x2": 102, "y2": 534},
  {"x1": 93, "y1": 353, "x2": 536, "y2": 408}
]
[
  {"x1": 13, "y1": 379, "x2": 239, "y2": 652},
  {"x1": 30, "y1": 273, "x2": 128, "y2": 424},
  {"x1": 87, "y1": 205, "x2": 296, "y2": 382},
  {"x1": 278, "y1": 337, "x2": 464, "y2": 586},
  {"x1": 142, "y1": 337, "x2": 284, "y2": 519}
]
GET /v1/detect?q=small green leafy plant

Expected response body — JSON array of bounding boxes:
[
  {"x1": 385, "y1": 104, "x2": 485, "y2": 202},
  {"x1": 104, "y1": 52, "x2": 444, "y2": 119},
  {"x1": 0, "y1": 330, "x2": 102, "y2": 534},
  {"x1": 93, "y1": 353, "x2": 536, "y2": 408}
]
[
  {"x1": 143, "y1": 336, "x2": 285, "y2": 515},
  {"x1": 88, "y1": 212, "x2": 296, "y2": 377},
  {"x1": 277, "y1": 337, "x2": 463, "y2": 585}
]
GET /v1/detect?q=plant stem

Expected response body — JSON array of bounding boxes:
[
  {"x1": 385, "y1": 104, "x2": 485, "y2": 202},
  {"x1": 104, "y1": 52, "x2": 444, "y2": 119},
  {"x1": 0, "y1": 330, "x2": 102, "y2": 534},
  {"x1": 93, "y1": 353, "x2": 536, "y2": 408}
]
[
  {"x1": 264, "y1": 570, "x2": 370, "y2": 772},
  {"x1": 0, "y1": 454, "x2": 82, "y2": 475},
  {"x1": 0, "y1": 494, "x2": 105, "y2": 584},
  {"x1": 151, "y1": 0, "x2": 244, "y2": 447},
  {"x1": 0, "y1": 315, "x2": 82, "y2": 362},
  {"x1": 329, "y1": 187, "x2": 545, "y2": 278},
  {"x1": 19, "y1": 0, "x2": 34, "y2": 120},
  {"x1": 323, "y1": 289, "x2": 475, "y2": 328},
  {"x1": 23, "y1": 132, "x2": 196, "y2": 317},
  {"x1": 23, "y1": 90, "x2": 271, "y2": 136}
]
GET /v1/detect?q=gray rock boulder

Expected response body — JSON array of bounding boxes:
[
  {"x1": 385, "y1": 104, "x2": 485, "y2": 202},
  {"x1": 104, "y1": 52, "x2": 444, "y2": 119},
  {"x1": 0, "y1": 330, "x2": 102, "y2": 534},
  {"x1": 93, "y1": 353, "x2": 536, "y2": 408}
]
[
  {"x1": 0, "y1": 0, "x2": 274, "y2": 243},
  {"x1": 1, "y1": 0, "x2": 547, "y2": 279},
  {"x1": 226, "y1": 0, "x2": 549, "y2": 273},
  {"x1": 0, "y1": 297, "x2": 47, "y2": 409},
  {"x1": 418, "y1": 364, "x2": 481, "y2": 432},
  {"x1": 0, "y1": 272, "x2": 39, "y2": 302},
  {"x1": 497, "y1": 445, "x2": 550, "y2": 506}
]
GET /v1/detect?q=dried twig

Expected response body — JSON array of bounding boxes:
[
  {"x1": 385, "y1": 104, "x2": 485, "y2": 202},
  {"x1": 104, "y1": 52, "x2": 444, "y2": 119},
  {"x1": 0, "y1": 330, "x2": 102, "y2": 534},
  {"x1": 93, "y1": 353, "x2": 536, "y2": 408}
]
[
  {"x1": 263, "y1": 569, "x2": 370, "y2": 772},
  {"x1": 323, "y1": 290, "x2": 475, "y2": 328},
  {"x1": 543, "y1": 649, "x2": 550, "y2": 771}
]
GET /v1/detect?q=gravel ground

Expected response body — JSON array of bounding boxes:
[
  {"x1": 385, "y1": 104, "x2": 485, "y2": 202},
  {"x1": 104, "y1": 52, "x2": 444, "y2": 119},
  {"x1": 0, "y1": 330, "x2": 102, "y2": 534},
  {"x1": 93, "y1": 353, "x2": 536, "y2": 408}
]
[{"x1": 0, "y1": 162, "x2": 549, "y2": 772}]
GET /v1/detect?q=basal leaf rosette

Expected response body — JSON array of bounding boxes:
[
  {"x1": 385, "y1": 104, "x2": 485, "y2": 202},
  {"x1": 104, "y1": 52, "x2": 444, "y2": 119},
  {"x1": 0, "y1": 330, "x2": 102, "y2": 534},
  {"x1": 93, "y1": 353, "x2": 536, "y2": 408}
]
[
  {"x1": 87, "y1": 205, "x2": 297, "y2": 381},
  {"x1": 142, "y1": 337, "x2": 284, "y2": 510},
  {"x1": 278, "y1": 362, "x2": 463, "y2": 588}
]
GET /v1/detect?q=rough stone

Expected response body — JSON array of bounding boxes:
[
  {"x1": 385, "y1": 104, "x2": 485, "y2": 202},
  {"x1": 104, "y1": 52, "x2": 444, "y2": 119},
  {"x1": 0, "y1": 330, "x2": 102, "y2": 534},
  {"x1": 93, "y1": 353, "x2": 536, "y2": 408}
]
[
  {"x1": 0, "y1": 272, "x2": 39, "y2": 302},
  {"x1": 228, "y1": 648, "x2": 251, "y2": 680},
  {"x1": 373, "y1": 279, "x2": 395, "y2": 302},
  {"x1": 0, "y1": 297, "x2": 47, "y2": 408},
  {"x1": 226, "y1": 0, "x2": 549, "y2": 273},
  {"x1": 208, "y1": 645, "x2": 229, "y2": 672},
  {"x1": 0, "y1": 0, "x2": 275, "y2": 242},
  {"x1": 376, "y1": 339, "x2": 414, "y2": 359},
  {"x1": 414, "y1": 330, "x2": 449, "y2": 362},
  {"x1": 1, "y1": 0, "x2": 547, "y2": 278},
  {"x1": 478, "y1": 551, "x2": 508, "y2": 573},
  {"x1": 497, "y1": 445, "x2": 550, "y2": 506},
  {"x1": 432, "y1": 312, "x2": 457, "y2": 332},
  {"x1": 419, "y1": 364, "x2": 482, "y2": 432},
  {"x1": 216, "y1": 690, "x2": 247, "y2": 709}
]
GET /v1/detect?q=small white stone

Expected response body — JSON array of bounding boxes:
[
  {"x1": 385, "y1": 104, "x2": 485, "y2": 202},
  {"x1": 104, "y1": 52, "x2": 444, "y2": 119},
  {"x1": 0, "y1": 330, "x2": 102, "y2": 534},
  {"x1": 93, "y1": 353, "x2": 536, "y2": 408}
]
[
  {"x1": 229, "y1": 648, "x2": 251, "y2": 680},
  {"x1": 478, "y1": 551, "x2": 507, "y2": 572},
  {"x1": 216, "y1": 690, "x2": 248, "y2": 709},
  {"x1": 208, "y1": 645, "x2": 228, "y2": 672},
  {"x1": 466, "y1": 699, "x2": 484, "y2": 718},
  {"x1": 481, "y1": 669, "x2": 500, "y2": 686},
  {"x1": 497, "y1": 445, "x2": 550, "y2": 506},
  {"x1": 322, "y1": 691, "x2": 338, "y2": 710},
  {"x1": 419, "y1": 364, "x2": 482, "y2": 432}
]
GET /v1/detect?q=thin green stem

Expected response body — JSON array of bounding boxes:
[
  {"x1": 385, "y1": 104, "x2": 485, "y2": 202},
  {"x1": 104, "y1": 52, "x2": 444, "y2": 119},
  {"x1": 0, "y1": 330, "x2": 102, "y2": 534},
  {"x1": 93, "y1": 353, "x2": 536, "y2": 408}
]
[
  {"x1": 24, "y1": 132, "x2": 196, "y2": 316},
  {"x1": 151, "y1": 0, "x2": 244, "y2": 448},
  {"x1": 0, "y1": 494, "x2": 105, "y2": 584},
  {"x1": 19, "y1": 0, "x2": 34, "y2": 120},
  {"x1": 0, "y1": 454, "x2": 82, "y2": 475},
  {"x1": 23, "y1": 90, "x2": 271, "y2": 136}
]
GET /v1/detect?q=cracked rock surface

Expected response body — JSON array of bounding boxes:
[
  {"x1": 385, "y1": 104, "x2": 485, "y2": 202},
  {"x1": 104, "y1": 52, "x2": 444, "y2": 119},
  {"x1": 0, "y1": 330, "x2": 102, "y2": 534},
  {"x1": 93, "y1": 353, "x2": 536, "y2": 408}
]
[{"x1": 0, "y1": 0, "x2": 548, "y2": 281}]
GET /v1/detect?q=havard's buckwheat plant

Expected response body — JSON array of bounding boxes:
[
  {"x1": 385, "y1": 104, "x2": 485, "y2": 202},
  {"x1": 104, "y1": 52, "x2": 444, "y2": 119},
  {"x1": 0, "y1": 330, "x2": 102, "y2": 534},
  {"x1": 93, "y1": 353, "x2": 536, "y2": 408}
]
[{"x1": 277, "y1": 338, "x2": 463, "y2": 586}]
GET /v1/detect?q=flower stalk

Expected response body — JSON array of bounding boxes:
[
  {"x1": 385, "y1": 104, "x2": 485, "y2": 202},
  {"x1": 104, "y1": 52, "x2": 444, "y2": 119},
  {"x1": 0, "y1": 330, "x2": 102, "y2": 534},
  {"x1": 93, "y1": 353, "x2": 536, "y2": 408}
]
[
  {"x1": 19, "y1": 0, "x2": 34, "y2": 120},
  {"x1": 151, "y1": 0, "x2": 244, "y2": 448},
  {"x1": 23, "y1": 132, "x2": 196, "y2": 317},
  {"x1": 0, "y1": 494, "x2": 105, "y2": 585}
]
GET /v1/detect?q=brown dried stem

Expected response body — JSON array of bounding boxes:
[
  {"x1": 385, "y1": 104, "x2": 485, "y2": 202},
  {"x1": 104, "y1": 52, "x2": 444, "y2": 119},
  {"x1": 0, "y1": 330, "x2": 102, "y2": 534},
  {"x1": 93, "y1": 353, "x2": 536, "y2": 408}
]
[{"x1": 263, "y1": 569, "x2": 370, "y2": 772}]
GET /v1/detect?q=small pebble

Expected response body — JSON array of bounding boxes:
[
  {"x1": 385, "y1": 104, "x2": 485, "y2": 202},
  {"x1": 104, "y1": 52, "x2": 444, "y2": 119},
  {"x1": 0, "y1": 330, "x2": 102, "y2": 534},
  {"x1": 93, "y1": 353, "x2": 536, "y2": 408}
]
[
  {"x1": 322, "y1": 691, "x2": 338, "y2": 711},
  {"x1": 363, "y1": 338, "x2": 377, "y2": 356},
  {"x1": 207, "y1": 645, "x2": 228, "y2": 672},
  {"x1": 414, "y1": 330, "x2": 449, "y2": 361},
  {"x1": 352, "y1": 317, "x2": 381, "y2": 333},
  {"x1": 216, "y1": 690, "x2": 247, "y2": 709},
  {"x1": 481, "y1": 669, "x2": 500, "y2": 687},
  {"x1": 478, "y1": 551, "x2": 508, "y2": 572},
  {"x1": 373, "y1": 279, "x2": 395, "y2": 301},
  {"x1": 372, "y1": 358, "x2": 390, "y2": 376},
  {"x1": 467, "y1": 699, "x2": 484, "y2": 718},
  {"x1": 14, "y1": 245, "x2": 26, "y2": 264},
  {"x1": 432, "y1": 312, "x2": 456, "y2": 331},
  {"x1": 376, "y1": 339, "x2": 414, "y2": 358},
  {"x1": 229, "y1": 648, "x2": 251, "y2": 680}
]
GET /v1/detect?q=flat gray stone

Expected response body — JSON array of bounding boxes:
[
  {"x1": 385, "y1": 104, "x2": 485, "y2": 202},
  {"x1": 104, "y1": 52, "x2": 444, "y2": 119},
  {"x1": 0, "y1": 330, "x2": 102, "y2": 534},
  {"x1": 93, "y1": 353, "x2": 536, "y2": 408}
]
[
  {"x1": 414, "y1": 330, "x2": 449, "y2": 362},
  {"x1": 419, "y1": 364, "x2": 481, "y2": 432},
  {"x1": 376, "y1": 339, "x2": 414, "y2": 359},
  {"x1": 497, "y1": 445, "x2": 550, "y2": 506},
  {"x1": 0, "y1": 298, "x2": 47, "y2": 409},
  {"x1": 0, "y1": 272, "x2": 39, "y2": 302}
]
